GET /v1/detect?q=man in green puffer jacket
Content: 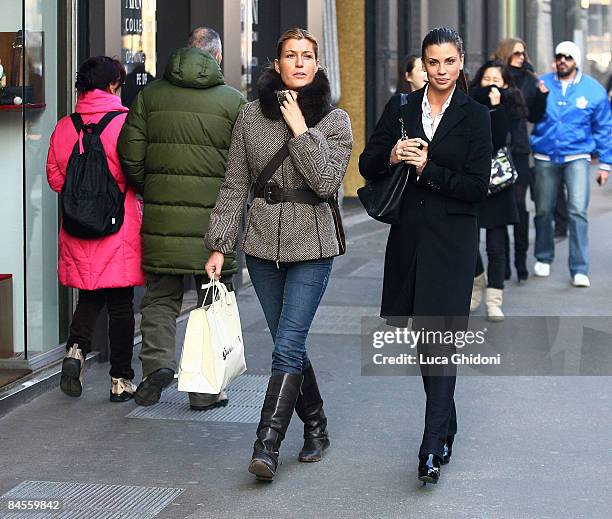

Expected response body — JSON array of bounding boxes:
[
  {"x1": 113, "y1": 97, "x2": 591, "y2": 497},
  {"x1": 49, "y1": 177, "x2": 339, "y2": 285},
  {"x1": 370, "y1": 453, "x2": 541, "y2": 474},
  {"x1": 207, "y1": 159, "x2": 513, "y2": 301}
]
[{"x1": 118, "y1": 27, "x2": 245, "y2": 409}]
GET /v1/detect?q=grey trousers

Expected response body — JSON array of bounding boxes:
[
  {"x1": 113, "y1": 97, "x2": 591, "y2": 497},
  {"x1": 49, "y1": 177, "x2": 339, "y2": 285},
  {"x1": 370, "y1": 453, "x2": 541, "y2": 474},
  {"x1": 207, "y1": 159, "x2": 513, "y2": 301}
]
[{"x1": 139, "y1": 273, "x2": 233, "y2": 378}]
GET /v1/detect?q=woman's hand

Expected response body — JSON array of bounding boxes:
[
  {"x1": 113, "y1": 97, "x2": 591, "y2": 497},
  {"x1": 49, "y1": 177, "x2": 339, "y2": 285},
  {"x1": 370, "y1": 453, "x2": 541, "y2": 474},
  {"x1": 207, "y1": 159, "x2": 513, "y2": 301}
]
[
  {"x1": 403, "y1": 138, "x2": 429, "y2": 175},
  {"x1": 280, "y1": 90, "x2": 308, "y2": 137},
  {"x1": 538, "y1": 80, "x2": 549, "y2": 94},
  {"x1": 390, "y1": 138, "x2": 408, "y2": 165},
  {"x1": 488, "y1": 86, "x2": 501, "y2": 106},
  {"x1": 205, "y1": 251, "x2": 225, "y2": 280}
]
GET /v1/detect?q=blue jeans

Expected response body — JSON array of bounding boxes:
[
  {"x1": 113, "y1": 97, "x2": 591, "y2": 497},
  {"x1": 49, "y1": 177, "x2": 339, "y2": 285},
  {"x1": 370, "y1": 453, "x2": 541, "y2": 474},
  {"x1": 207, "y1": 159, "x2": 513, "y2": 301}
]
[
  {"x1": 246, "y1": 254, "x2": 333, "y2": 375},
  {"x1": 533, "y1": 159, "x2": 590, "y2": 276}
]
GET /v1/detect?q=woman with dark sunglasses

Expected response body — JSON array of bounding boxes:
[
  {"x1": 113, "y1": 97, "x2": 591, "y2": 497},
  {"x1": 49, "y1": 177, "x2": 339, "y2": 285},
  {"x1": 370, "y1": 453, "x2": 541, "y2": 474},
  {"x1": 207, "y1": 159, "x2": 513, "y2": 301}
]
[{"x1": 493, "y1": 38, "x2": 549, "y2": 281}]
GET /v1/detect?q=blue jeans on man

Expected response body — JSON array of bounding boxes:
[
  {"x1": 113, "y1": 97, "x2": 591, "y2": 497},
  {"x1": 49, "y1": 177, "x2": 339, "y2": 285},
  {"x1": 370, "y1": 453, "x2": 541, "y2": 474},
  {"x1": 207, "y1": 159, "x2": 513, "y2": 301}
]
[
  {"x1": 245, "y1": 254, "x2": 333, "y2": 374},
  {"x1": 533, "y1": 158, "x2": 590, "y2": 276}
]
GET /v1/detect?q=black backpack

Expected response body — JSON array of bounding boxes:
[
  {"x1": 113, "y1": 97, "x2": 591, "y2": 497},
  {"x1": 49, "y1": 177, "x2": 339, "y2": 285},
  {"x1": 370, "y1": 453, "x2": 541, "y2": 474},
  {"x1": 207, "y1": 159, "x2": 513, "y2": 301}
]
[{"x1": 61, "y1": 111, "x2": 126, "y2": 239}]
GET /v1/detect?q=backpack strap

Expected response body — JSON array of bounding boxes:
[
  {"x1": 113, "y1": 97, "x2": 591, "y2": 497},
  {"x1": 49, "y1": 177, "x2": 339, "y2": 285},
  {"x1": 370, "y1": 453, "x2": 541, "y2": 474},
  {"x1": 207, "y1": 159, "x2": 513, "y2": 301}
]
[
  {"x1": 93, "y1": 111, "x2": 124, "y2": 136},
  {"x1": 70, "y1": 113, "x2": 84, "y2": 135},
  {"x1": 69, "y1": 111, "x2": 122, "y2": 137}
]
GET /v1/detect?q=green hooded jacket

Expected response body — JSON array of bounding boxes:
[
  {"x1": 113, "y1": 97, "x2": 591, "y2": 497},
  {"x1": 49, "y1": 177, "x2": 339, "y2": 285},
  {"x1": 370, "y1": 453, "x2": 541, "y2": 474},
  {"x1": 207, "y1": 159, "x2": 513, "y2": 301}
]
[{"x1": 118, "y1": 48, "x2": 245, "y2": 275}]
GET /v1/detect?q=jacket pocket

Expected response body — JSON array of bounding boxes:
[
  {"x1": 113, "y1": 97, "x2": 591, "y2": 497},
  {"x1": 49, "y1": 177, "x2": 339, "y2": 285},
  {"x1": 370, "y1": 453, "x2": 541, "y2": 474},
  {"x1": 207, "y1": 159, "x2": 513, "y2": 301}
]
[{"x1": 445, "y1": 199, "x2": 477, "y2": 216}]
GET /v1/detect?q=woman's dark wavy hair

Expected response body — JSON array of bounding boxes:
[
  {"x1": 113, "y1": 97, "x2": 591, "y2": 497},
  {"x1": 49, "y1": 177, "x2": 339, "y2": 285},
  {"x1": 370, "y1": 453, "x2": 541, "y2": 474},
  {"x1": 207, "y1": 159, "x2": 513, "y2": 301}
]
[
  {"x1": 75, "y1": 56, "x2": 126, "y2": 94},
  {"x1": 469, "y1": 59, "x2": 529, "y2": 119},
  {"x1": 421, "y1": 27, "x2": 468, "y2": 92}
]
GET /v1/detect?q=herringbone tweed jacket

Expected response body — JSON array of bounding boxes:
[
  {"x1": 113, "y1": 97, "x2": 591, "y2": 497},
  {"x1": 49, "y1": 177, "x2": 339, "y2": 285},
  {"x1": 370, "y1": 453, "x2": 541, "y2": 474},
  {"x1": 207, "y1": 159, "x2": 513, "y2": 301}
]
[{"x1": 206, "y1": 69, "x2": 353, "y2": 262}]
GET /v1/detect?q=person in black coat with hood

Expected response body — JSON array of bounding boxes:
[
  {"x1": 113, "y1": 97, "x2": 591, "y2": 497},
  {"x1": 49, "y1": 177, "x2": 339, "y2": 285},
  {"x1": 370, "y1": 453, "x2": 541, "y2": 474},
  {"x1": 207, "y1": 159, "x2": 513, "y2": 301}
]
[
  {"x1": 359, "y1": 27, "x2": 492, "y2": 486},
  {"x1": 469, "y1": 60, "x2": 524, "y2": 321},
  {"x1": 494, "y1": 38, "x2": 549, "y2": 277}
]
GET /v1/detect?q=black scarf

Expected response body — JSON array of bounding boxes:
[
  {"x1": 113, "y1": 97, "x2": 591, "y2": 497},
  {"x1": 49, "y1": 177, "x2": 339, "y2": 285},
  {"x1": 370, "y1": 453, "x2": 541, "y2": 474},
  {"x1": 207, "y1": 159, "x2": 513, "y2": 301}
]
[{"x1": 257, "y1": 67, "x2": 333, "y2": 128}]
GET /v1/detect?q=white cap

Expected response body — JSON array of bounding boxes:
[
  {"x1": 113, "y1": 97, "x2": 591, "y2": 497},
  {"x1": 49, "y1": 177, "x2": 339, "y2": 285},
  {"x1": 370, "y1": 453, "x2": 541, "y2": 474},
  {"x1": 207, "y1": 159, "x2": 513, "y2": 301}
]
[{"x1": 555, "y1": 41, "x2": 582, "y2": 69}]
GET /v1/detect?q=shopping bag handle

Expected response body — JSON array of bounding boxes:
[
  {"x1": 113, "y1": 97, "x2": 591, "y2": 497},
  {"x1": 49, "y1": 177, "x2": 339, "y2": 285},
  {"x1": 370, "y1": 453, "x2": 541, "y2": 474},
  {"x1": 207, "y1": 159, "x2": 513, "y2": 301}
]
[{"x1": 201, "y1": 279, "x2": 231, "y2": 307}]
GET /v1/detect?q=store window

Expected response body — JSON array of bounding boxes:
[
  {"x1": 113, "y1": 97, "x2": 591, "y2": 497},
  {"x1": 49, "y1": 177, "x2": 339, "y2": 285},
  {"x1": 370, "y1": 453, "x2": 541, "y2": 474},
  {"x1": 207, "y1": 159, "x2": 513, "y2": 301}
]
[
  {"x1": 120, "y1": 0, "x2": 156, "y2": 107},
  {"x1": 0, "y1": 0, "x2": 65, "y2": 370}
]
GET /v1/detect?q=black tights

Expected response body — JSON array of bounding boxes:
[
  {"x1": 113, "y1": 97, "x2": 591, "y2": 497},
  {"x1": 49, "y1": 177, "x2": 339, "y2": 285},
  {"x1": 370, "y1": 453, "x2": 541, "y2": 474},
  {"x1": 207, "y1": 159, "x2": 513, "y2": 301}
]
[
  {"x1": 66, "y1": 287, "x2": 135, "y2": 379},
  {"x1": 475, "y1": 226, "x2": 507, "y2": 290}
]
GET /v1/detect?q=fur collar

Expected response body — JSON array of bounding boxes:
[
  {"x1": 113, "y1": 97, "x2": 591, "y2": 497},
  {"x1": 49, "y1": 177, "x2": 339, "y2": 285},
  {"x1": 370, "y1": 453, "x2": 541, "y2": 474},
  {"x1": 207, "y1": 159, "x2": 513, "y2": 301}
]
[{"x1": 257, "y1": 68, "x2": 333, "y2": 127}]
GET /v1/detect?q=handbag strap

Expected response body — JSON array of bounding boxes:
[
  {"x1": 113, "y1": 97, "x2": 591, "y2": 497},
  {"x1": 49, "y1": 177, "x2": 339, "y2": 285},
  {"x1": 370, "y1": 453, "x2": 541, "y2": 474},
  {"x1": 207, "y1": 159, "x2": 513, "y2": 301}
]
[
  {"x1": 398, "y1": 93, "x2": 409, "y2": 138},
  {"x1": 253, "y1": 144, "x2": 290, "y2": 194}
]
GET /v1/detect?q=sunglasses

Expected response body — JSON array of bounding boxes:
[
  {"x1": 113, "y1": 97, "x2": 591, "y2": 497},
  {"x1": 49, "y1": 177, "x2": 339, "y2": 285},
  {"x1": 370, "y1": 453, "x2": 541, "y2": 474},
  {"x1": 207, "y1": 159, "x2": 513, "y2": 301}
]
[
  {"x1": 512, "y1": 51, "x2": 526, "y2": 57},
  {"x1": 555, "y1": 53, "x2": 574, "y2": 62}
]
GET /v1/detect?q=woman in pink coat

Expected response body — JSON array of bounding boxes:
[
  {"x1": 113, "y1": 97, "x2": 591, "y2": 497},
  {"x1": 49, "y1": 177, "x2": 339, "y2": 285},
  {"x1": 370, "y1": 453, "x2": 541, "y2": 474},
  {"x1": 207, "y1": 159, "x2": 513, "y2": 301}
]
[{"x1": 47, "y1": 56, "x2": 145, "y2": 402}]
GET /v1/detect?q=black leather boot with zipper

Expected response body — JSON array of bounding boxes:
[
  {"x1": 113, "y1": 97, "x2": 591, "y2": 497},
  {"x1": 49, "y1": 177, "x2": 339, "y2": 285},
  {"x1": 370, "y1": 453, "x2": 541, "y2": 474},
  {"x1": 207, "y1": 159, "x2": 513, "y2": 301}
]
[
  {"x1": 248, "y1": 373, "x2": 303, "y2": 481},
  {"x1": 295, "y1": 365, "x2": 330, "y2": 462}
]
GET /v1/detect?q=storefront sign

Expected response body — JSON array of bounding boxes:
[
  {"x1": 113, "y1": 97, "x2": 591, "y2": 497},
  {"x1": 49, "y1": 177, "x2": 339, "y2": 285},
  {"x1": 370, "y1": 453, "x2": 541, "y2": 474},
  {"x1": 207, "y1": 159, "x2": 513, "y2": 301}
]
[{"x1": 120, "y1": 0, "x2": 156, "y2": 107}]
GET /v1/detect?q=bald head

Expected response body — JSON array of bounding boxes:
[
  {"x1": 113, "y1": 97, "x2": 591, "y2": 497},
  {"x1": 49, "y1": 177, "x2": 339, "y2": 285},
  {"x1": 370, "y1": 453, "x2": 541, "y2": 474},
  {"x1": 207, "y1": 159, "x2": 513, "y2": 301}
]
[{"x1": 188, "y1": 27, "x2": 222, "y2": 64}]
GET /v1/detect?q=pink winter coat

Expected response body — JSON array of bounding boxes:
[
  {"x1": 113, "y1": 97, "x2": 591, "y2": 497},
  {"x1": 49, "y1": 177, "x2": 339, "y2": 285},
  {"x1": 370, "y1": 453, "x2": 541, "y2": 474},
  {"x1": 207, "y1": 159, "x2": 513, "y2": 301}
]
[{"x1": 46, "y1": 89, "x2": 145, "y2": 290}]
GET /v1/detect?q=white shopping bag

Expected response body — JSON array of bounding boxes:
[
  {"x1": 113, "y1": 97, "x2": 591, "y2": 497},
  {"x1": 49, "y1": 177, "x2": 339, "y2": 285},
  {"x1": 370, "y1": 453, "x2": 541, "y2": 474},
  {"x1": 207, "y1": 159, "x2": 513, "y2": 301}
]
[{"x1": 178, "y1": 279, "x2": 246, "y2": 394}]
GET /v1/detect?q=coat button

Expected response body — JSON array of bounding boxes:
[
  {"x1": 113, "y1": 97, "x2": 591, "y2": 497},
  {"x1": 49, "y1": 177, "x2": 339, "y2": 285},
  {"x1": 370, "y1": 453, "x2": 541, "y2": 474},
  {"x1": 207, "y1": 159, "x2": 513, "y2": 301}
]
[{"x1": 419, "y1": 199, "x2": 425, "y2": 206}]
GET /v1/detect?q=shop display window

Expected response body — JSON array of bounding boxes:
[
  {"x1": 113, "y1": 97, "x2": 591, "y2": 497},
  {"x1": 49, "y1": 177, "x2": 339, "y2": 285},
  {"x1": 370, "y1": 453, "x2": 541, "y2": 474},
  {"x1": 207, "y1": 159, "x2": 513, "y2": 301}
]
[{"x1": 0, "y1": 0, "x2": 64, "y2": 374}]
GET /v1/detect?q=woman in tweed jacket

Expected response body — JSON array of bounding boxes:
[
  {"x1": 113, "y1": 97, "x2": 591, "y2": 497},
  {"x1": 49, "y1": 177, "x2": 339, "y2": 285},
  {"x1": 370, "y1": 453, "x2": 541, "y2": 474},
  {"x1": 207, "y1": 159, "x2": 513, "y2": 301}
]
[{"x1": 205, "y1": 28, "x2": 353, "y2": 481}]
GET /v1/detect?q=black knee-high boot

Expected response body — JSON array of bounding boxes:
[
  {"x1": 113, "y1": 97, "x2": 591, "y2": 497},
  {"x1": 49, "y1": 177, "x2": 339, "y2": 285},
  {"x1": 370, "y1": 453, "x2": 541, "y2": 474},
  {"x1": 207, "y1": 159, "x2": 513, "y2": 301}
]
[
  {"x1": 248, "y1": 373, "x2": 303, "y2": 481},
  {"x1": 295, "y1": 365, "x2": 330, "y2": 462}
]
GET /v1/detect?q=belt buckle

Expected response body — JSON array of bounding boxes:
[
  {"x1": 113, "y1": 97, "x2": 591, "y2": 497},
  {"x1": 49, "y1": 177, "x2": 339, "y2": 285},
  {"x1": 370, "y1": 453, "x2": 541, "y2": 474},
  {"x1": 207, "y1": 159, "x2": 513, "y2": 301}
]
[{"x1": 264, "y1": 181, "x2": 281, "y2": 205}]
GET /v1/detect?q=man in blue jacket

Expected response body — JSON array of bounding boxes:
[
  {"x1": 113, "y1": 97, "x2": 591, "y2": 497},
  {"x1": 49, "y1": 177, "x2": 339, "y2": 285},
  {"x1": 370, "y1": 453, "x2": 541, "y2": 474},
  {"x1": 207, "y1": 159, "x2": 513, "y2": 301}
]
[{"x1": 531, "y1": 41, "x2": 612, "y2": 287}]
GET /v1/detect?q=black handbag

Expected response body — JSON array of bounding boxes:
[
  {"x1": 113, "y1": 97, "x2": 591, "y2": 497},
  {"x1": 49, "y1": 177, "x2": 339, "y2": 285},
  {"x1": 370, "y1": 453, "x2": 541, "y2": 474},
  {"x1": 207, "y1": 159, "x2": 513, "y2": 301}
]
[{"x1": 357, "y1": 94, "x2": 410, "y2": 225}]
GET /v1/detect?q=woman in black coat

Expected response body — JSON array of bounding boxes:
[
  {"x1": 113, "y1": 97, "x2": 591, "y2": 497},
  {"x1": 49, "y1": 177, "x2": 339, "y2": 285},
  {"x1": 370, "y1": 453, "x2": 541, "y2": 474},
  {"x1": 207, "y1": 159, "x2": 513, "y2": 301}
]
[
  {"x1": 468, "y1": 60, "x2": 523, "y2": 321},
  {"x1": 359, "y1": 27, "x2": 492, "y2": 485},
  {"x1": 495, "y1": 38, "x2": 549, "y2": 278}
]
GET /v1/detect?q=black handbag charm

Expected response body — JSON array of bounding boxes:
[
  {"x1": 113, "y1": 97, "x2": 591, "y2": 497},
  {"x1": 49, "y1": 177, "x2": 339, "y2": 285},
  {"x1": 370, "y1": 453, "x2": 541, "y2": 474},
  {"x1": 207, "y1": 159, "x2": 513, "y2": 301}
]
[{"x1": 357, "y1": 94, "x2": 410, "y2": 225}]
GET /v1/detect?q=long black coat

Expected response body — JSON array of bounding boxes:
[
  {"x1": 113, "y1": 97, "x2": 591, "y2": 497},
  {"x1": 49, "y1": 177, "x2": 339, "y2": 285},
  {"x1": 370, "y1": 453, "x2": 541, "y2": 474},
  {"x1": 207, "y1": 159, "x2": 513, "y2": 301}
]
[{"x1": 359, "y1": 88, "x2": 492, "y2": 323}]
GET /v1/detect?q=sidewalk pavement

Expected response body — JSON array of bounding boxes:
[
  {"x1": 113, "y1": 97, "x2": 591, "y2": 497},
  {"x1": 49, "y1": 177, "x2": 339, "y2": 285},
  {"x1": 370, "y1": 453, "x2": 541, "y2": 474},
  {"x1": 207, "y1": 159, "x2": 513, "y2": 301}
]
[{"x1": 1, "y1": 183, "x2": 611, "y2": 519}]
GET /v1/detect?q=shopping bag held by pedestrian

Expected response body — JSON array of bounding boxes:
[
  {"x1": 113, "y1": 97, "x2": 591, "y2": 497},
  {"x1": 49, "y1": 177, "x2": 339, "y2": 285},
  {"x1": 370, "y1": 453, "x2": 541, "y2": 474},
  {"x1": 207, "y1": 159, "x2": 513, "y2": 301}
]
[
  {"x1": 178, "y1": 279, "x2": 246, "y2": 395},
  {"x1": 357, "y1": 93, "x2": 410, "y2": 224}
]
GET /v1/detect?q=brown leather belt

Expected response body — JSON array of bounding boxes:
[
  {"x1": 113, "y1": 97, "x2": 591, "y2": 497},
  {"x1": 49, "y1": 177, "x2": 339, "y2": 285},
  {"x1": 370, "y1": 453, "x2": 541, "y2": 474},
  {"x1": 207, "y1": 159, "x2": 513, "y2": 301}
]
[{"x1": 253, "y1": 181, "x2": 324, "y2": 205}]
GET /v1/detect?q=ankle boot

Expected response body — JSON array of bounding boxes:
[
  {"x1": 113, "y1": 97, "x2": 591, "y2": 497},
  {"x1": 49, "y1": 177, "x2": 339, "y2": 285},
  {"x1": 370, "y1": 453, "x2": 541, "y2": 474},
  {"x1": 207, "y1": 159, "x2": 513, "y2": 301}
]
[
  {"x1": 470, "y1": 273, "x2": 486, "y2": 312},
  {"x1": 442, "y1": 435, "x2": 454, "y2": 465},
  {"x1": 60, "y1": 343, "x2": 85, "y2": 397},
  {"x1": 418, "y1": 453, "x2": 442, "y2": 485},
  {"x1": 295, "y1": 366, "x2": 330, "y2": 462},
  {"x1": 248, "y1": 373, "x2": 303, "y2": 481},
  {"x1": 485, "y1": 288, "x2": 504, "y2": 322}
]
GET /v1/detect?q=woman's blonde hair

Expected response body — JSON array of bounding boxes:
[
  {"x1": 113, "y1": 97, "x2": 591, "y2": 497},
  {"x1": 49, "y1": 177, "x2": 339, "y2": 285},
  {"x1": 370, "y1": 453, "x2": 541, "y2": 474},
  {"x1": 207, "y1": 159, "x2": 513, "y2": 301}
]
[
  {"x1": 276, "y1": 27, "x2": 319, "y2": 60},
  {"x1": 495, "y1": 38, "x2": 531, "y2": 67}
]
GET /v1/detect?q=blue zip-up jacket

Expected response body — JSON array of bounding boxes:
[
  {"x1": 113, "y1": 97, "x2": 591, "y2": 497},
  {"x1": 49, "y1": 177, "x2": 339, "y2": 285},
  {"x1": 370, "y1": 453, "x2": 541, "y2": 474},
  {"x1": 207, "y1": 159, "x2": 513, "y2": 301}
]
[{"x1": 530, "y1": 71, "x2": 612, "y2": 169}]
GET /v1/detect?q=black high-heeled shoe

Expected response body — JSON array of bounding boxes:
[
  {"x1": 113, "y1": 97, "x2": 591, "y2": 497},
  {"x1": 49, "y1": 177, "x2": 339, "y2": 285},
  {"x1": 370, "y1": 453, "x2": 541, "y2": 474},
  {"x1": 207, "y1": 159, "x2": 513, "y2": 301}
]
[
  {"x1": 442, "y1": 435, "x2": 454, "y2": 465},
  {"x1": 418, "y1": 453, "x2": 442, "y2": 485}
]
